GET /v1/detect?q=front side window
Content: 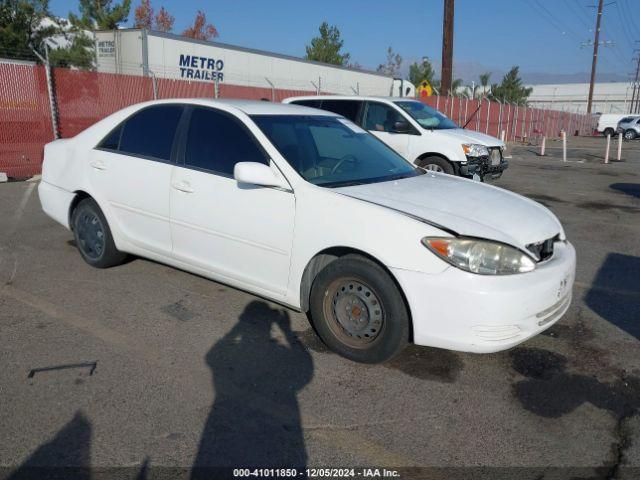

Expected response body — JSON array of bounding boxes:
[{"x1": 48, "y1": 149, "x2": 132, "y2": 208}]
[
  {"x1": 184, "y1": 107, "x2": 268, "y2": 175},
  {"x1": 394, "y1": 101, "x2": 459, "y2": 130},
  {"x1": 363, "y1": 102, "x2": 406, "y2": 132},
  {"x1": 252, "y1": 114, "x2": 421, "y2": 188},
  {"x1": 118, "y1": 105, "x2": 184, "y2": 160}
]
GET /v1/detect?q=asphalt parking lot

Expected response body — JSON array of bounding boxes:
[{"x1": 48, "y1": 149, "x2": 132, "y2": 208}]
[{"x1": 1, "y1": 135, "x2": 640, "y2": 479}]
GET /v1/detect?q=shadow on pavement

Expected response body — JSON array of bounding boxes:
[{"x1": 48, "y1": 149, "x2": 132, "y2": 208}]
[
  {"x1": 585, "y1": 253, "x2": 640, "y2": 341},
  {"x1": 7, "y1": 411, "x2": 92, "y2": 480},
  {"x1": 191, "y1": 300, "x2": 314, "y2": 477},
  {"x1": 610, "y1": 183, "x2": 640, "y2": 200}
]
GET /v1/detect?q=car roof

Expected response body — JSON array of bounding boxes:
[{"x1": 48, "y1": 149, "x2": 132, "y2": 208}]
[
  {"x1": 130, "y1": 98, "x2": 340, "y2": 116},
  {"x1": 283, "y1": 95, "x2": 418, "y2": 103}
]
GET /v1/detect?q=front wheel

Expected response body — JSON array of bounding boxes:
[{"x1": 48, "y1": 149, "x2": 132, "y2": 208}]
[
  {"x1": 624, "y1": 129, "x2": 637, "y2": 140},
  {"x1": 309, "y1": 255, "x2": 409, "y2": 363},
  {"x1": 417, "y1": 156, "x2": 455, "y2": 175}
]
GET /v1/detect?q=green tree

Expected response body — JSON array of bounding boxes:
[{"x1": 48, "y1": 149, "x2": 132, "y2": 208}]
[
  {"x1": 48, "y1": 31, "x2": 94, "y2": 68},
  {"x1": 377, "y1": 46, "x2": 402, "y2": 77},
  {"x1": 0, "y1": 0, "x2": 57, "y2": 60},
  {"x1": 489, "y1": 66, "x2": 532, "y2": 105},
  {"x1": 408, "y1": 57, "x2": 436, "y2": 88},
  {"x1": 305, "y1": 22, "x2": 350, "y2": 66},
  {"x1": 69, "y1": 0, "x2": 131, "y2": 30},
  {"x1": 450, "y1": 78, "x2": 463, "y2": 96},
  {"x1": 479, "y1": 71, "x2": 491, "y2": 96}
]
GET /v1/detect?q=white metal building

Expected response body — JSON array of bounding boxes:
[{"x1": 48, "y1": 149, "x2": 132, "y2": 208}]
[
  {"x1": 527, "y1": 82, "x2": 634, "y2": 114},
  {"x1": 94, "y1": 29, "x2": 414, "y2": 97}
]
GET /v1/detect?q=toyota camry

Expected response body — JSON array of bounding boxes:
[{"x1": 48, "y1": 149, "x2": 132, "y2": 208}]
[{"x1": 39, "y1": 99, "x2": 576, "y2": 363}]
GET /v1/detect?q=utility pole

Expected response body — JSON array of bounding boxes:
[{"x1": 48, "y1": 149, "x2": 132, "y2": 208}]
[
  {"x1": 441, "y1": 0, "x2": 454, "y2": 96},
  {"x1": 586, "y1": 0, "x2": 604, "y2": 114}
]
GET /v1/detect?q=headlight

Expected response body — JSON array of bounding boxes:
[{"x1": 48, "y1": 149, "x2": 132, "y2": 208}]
[
  {"x1": 422, "y1": 237, "x2": 536, "y2": 275},
  {"x1": 462, "y1": 144, "x2": 489, "y2": 157}
]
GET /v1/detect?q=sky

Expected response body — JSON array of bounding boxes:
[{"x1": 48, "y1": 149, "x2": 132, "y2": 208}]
[{"x1": 49, "y1": 0, "x2": 640, "y2": 84}]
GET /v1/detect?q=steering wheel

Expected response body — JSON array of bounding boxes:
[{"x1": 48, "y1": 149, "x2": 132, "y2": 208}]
[{"x1": 330, "y1": 154, "x2": 358, "y2": 175}]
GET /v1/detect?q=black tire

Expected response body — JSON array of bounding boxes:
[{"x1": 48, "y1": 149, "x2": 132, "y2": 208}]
[
  {"x1": 417, "y1": 156, "x2": 455, "y2": 175},
  {"x1": 604, "y1": 128, "x2": 615, "y2": 137},
  {"x1": 624, "y1": 129, "x2": 637, "y2": 140},
  {"x1": 71, "y1": 198, "x2": 127, "y2": 268},
  {"x1": 309, "y1": 254, "x2": 409, "y2": 363}
]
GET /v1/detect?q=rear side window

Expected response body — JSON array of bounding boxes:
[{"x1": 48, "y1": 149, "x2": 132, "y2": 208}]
[
  {"x1": 319, "y1": 100, "x2": 362, "y2": 122},
  {"x1": 184, "y1": 107, "x2": 268, "y2": 176},
  {"x1": 291, "y1": 99, "x2": 322, "y2": 108},
  {"x1": 99, "y1": 125, "x2": 122, "y2": 150},
  {"x1": 117, "y1": 105, "x2": 184, "y2": 161}
]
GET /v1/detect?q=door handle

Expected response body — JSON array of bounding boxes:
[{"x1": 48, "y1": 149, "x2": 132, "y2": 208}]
[
  {"x1": 171, "y1": 181, "x2": 195, "y2": 193},
  {"x1": 90, "y1": 161, "x2": 107, "y2": 171}
]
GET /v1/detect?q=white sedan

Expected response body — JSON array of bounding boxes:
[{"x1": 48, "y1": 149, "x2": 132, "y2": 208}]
[{"x1": 39, "y1": 99, "x2": 576, "y2": 363}]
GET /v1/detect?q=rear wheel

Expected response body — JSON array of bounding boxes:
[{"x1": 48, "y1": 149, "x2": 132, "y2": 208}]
[
  {"x1": 604, "y1": 128, "x2": 615, "y2": 137},
  {"x1": 417, "y1": 156, "x2": 455, "y2": 175},
  {"x1": 624, "y1": 129, "x2": 637, "y2": 140},
  {"x1": 309, "y1": 255, "x2": 409, "y2": 363},
  {"x1": 72, "y1": 198, "x2": 127, "y2": 268}
]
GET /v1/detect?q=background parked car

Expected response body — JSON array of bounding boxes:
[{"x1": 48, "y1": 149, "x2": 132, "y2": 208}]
[
  {"x1": 616, "y1": 116, "x2": 640, "y2": 140},
  {"x1": 597, "y1": 113, "x2": 636, "y2": 137},
  {"x1": 283, "y1": 96, "x2": 507, "y2": 181}
]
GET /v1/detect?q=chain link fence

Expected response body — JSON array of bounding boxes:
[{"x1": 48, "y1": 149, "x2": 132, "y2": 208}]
[{"x1": 0, "y1": 60, "x2": 598, "y2": 178}]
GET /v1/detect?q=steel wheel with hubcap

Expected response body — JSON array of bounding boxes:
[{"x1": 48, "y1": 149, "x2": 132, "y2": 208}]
[
  {"x1": 76, "y1": 210, "x2": 105, "y2": 260},
  {"x1": 624, "y1": 129, "x2": 636, "y2": 140},
  {"x1": 309, "y1": 254, "x2": 409, "y2": 363},
  {"x1": 72, "y1": 198, "x2": 127, "y2": 268},
  {"x1": 323, "y1": 278, "x2": 384, "y2": 349}
]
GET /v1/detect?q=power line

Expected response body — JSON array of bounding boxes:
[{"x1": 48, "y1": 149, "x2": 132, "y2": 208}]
[
  {"x1": 524, "y1": 0, "x2": 582, "y2": 41},
  {"x1": 614, "y1": 0, "x2": 637, "y2": 49}
]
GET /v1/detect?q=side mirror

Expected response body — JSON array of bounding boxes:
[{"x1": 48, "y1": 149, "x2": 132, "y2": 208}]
[
  {"x1": 393, "y1": 120, "x2": 411, "y2": 133},
  {"x1": 234, "y1": 162, "x2": 288, "y2": 189}
]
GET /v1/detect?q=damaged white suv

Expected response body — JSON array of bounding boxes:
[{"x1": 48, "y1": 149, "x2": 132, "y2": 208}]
[{"x1": 284, "y1": 95, "x2": 508, "y2": 181}]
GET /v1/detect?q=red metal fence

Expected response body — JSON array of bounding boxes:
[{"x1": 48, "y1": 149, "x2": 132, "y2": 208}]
[
  {"x1": 0, "y1": 63, "x2": 54, "y2": 178},
  {"x1": 0, "y1": 62, "x2": 598, "y2": 178},
  {"x1": 421, "y1": 95, "x2": 597, "y2": 140}
]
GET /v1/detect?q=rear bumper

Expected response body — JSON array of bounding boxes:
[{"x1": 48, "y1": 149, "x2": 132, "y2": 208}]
[
  {"x1": 391, "y1": 241, "x2": 576, "y2": 353},
  {"x1": 38, "y1": 181, "x2": 75, "y2": 229}
]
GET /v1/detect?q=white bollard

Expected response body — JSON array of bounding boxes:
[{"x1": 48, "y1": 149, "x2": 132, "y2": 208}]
[
  {"x1": 605, "y1": 133, "x2": 611, "y2": 164},
  {"x1": 617, "y1": 132, "x2": 622, "y2": 162},
  {"x1": 500, "y1": 130, "x2": 505, "y2": 142},
  {"x1": 561, "y1": 131, "x2": 567, "y2": 162},
  {"x1": 540, "y1": 136, "x2": 546, "y2": 156}
]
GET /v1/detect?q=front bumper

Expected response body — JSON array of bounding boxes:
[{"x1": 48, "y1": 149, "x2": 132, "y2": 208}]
[
  {"x1": 391, "y1": 240, "x2": 576, "y2": 353},
  {"x1": 460, "y1": 153, "x2": 508, "y2": 180}
]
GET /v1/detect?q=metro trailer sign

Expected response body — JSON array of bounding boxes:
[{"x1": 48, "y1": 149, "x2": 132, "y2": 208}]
[{"x1": 178, "y1": 54, "x2": 224, "y2": 81}]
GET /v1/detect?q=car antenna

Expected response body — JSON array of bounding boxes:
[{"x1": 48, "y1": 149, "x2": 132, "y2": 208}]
[{"x1": 462, "y1": 101, "x2": 483, "y2": 129}]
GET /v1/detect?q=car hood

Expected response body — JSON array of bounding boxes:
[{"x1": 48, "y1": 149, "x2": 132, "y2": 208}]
[
  {"x1": 435, "y1": 128, "x2": 505, "y2": 147},
  {"x1": 334, "y1": 173, "x2": 563, "y2": 250}
]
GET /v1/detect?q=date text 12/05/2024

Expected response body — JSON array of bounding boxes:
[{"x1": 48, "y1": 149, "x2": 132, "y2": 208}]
[{"x1": 232, "y1": 468, "x2": 400, "y2": 478}]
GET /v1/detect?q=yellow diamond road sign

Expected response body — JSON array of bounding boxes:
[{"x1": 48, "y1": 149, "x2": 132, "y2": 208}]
[{"x1": 418, "y1": 80, "x2": 432, "y2": 98}]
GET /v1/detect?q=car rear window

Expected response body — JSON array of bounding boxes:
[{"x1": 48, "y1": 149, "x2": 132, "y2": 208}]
[{"x1": 117, "y1": 105, "x2": 184, "y2": 161}]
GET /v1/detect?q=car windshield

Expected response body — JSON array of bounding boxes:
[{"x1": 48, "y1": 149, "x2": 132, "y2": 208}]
[
  {"x1": 394, "y1": 101, "x2": 459, "y2": 130},
  {"x1": 251, "y1": 115, "x2": 422, "y2": 188}
]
